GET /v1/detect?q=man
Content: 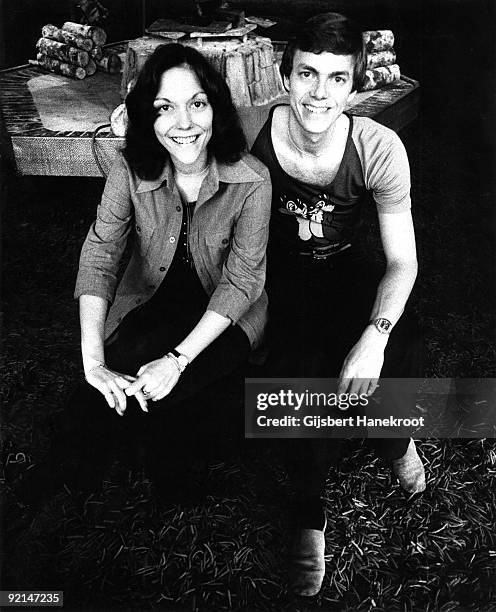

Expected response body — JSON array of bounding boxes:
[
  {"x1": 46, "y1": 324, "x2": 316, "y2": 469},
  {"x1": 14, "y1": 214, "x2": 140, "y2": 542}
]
[{"x1": 251, "y1": 12, "x2": 426, "y2": 597}]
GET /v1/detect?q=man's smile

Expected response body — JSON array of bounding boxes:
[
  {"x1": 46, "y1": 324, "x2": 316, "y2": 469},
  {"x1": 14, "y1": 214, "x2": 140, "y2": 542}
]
[{"x1": 303, "y1": 104, "x2": 332, "y2": 114}]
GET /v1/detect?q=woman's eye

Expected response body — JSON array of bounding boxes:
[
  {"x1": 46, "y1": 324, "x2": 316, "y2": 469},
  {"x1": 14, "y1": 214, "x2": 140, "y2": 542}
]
[
  {"x1": 155, "y1": 104, "x2": 171, "y2": 114},
  {"x1": 192, "y1": 99, "x2": 207, "y2": 109}
]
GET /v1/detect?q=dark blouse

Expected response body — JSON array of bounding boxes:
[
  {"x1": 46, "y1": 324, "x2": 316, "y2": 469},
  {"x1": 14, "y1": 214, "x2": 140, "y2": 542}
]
[{"x1": 147, "y1": 200, "x2": 208, "y2": 318}]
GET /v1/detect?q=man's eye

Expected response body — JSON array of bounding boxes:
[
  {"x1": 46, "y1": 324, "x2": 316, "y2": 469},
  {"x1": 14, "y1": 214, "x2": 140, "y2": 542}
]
[
  {"x1": 334, "y1": 76, "x2": 346, "y2": 84},
  {"x1": 300, "y1": 71, "x2": 312, "y2": 79}
]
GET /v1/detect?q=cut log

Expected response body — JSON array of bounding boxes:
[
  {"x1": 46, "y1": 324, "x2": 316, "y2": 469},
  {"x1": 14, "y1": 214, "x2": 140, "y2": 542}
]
[
  {"x1": 366, "y1": 49, "x2": 396, "y2": 70},
  {"x1": 362, "y1": 64, "x2": 401, "y2": 90},
  {"x1": 247, "y1": 47, "x2": 267, "y2": 105},
  {"x1": 258, "y1": 40, "x2": 281, "y2": 96},
  {"x1": 225, "y1": 51, "x2": 251, "y2": 106},
  {"x1": 62, "y1": 21, "x2": 107, "y2": 46},
  {"x1": 252, "y1": 46, "x2": 261, "y2": 83},
  {"x1": 207, "y1": 48, "x2": 224, "y2": 75},
  {"x1": 90, "y1": 46, "x2": 103, "y2": 61},
  {"x1": 85, "y1": 58, "x2": 97, "y2": 76},
  {"x1": 42, "y1": 24, "x2": 94, "y2": 51},
  {"x1": 96, "y1": 52, "x2": 122, "y2": 74},
  {"x1": 260, "y1": 64, "x2": 271, "y2": 102},
  {"x1": 241, "y1": 47, "x2": 254, "y2": 83},
  {"x1": 120, "y1": 37, "x2": 164, "y2": 97},
  {"x1": 363, "y1": 30, "x2": 395, "y2": 53},
  {"x1": 36, "y1": 37, "x2": 90, "y2": 67},
  {"x1": 31, "y1": 54, "x2": 86, "y2": 79}
]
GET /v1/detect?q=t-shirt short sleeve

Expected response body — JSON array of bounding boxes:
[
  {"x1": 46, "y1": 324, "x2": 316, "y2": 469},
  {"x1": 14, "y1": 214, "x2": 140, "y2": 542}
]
[{"x1": 352, "y1": 117, "x2": 411, "y2": 214}]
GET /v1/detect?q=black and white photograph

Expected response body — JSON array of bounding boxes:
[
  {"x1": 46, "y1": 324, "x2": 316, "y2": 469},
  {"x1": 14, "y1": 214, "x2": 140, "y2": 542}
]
[{"x1": 1, "y1": 0, "x2": 495, "y2": 610}]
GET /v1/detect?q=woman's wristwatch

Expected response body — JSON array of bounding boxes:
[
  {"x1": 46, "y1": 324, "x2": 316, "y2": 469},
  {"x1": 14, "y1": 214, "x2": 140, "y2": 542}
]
[{"x1": 167, "y1": 349, "x2": 190, "y2": 373}]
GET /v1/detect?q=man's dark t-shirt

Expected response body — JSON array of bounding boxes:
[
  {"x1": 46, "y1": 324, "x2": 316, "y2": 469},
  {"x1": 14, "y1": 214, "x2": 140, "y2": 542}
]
[{"x1": 251, "y1": 105, "x2": 411, "y2": 256}]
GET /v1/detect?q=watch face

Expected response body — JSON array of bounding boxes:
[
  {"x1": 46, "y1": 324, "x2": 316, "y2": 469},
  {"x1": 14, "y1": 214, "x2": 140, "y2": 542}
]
[
  {"x1": 177, "y1": 355, "x2": 189, "y2": 368},
  {"x1": 376, "y1": 318, "x2": 392, "y2": 333}
]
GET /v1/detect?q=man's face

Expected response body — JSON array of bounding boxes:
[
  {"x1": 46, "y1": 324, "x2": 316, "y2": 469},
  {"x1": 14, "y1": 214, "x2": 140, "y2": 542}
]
[{"x1": 285, "y1": 49, "x2": 356, "y2": 135}]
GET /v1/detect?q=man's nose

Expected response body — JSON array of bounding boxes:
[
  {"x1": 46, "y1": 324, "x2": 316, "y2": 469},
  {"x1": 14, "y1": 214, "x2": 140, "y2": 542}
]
[{"x1": 311, "y1": 78, "x2": 328, "y2": 100}]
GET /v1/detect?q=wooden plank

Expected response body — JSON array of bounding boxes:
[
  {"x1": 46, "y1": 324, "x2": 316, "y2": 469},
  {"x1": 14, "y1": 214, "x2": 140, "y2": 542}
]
[
  {"x1": 347, "y1": 77, "x2": 419, "y2": 120},
  {"x1": 146, "y1": 19, "x2": 232, "y2": 35},
  {"x1": 190, "y1": 24, "x2": 257, "y2": 38}
]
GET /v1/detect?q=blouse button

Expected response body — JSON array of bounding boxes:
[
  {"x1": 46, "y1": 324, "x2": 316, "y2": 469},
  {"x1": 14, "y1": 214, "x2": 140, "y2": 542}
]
[
  {"x1": 176, "y1": 206, "x2": 181, "y2": 212},
  {"x1": 159, "y1": 267, "x2": 166, "y2": 272},
  {"x1": 169, "y1": 236, "x2": 176, "y2": 243},
  {"x1": 136, "y1": 225, "x2": 141, "y2": 232},
  {"x1": 222, "y1": 238, "x2": 229, "y2": 244}
]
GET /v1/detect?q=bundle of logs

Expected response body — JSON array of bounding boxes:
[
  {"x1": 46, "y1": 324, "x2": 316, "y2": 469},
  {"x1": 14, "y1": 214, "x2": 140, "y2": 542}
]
[
  {"x1": 361, "y1": 30, "x2": 400, "y2": 91},
  {"x1": 30, "y1": 22, "x2": 121, "y2": 80}
]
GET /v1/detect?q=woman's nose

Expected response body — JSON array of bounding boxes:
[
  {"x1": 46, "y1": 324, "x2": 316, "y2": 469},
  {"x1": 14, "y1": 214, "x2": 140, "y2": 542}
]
[{"x1": 176, "y1": 106, "x2": 193, "y2": 129}]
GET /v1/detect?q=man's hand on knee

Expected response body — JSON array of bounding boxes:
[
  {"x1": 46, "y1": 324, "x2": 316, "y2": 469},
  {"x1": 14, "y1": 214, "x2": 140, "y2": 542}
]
[{"x1": 337, "y1": 327, "x2": 388, "y2": 397}]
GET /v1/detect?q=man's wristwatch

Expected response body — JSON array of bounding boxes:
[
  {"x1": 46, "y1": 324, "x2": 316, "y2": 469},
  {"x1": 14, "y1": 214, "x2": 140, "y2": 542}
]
[
  {"x1": 169, "y1": 349, "x2": 190, "y2": 372},
  {"x1": 369, "y1": 317, "x2": 393, "y2": 334}
]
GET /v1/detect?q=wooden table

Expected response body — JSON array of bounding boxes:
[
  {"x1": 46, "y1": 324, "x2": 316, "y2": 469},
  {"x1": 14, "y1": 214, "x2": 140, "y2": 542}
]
[{"x1": 0, "y1": 43, "x2": 419, "y2": 177}]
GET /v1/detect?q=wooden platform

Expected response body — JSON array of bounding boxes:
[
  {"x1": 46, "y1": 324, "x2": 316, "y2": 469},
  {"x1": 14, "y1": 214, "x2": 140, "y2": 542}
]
[{"x1": 0, "y1": 42, "x2": 419, "y2": 177}]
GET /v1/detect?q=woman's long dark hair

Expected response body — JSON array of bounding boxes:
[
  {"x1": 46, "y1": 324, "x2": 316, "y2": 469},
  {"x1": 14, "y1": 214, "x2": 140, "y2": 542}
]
[{"x1": 124, "y1": 43, "x2": 247, "y2": 180}]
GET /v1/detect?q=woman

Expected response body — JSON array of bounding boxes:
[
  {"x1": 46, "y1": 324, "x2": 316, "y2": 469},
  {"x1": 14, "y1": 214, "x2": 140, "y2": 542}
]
[{"x1": 25, "y1": 43, "x2": 271, "y2": 504}]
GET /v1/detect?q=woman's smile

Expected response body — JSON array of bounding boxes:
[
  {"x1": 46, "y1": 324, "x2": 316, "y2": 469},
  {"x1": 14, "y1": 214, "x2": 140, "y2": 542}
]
[{"x1": 169, "y1": 134, "x2": 201, "y2": 145}]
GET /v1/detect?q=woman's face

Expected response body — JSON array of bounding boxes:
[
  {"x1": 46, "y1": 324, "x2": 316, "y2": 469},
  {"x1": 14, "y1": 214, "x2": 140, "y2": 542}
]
[{"x1": 153, "y1": 65, "x2": 213, "y2": 173}]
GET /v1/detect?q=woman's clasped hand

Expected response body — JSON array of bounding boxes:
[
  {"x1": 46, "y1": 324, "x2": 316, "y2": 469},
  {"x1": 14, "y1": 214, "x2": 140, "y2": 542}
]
[
  {"x1": 84, "y1": 363, "x2": 149, "y2": 415},
  {"x1": 125, "y1": 355, "x2": 182, "y2": 404}
]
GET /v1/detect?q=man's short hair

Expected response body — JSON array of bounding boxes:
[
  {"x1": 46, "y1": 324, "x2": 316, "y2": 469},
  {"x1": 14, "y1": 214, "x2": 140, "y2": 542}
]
[{"x1": 280, "y1": 12, "x2": 366, "y2": 92}]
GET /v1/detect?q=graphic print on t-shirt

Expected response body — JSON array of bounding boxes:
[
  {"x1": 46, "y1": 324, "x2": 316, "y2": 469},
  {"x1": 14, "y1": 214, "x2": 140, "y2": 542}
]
[{"x1": 279, "y1": 191, "x2": 335, "y2": 241}]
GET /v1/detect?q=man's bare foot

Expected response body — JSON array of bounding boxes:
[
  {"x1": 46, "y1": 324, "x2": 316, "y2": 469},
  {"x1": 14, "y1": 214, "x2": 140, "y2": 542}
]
[{"x1": 289, "y1": 520, "x2": 326, "y2": 597}]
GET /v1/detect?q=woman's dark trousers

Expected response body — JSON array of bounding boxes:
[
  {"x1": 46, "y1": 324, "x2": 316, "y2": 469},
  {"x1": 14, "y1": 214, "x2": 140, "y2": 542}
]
[{"x1": 45, "y1": 302, "x2": 250, "y2": 499}]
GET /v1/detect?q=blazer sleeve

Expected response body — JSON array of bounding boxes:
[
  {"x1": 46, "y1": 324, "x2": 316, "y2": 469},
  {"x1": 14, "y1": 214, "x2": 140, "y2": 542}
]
[
  {"x1": 74, "y1": 153, "x2": 134, "y2": 303},
  {"x1": 207, "y1": 173, "x2": 272, "y2": 323}
]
